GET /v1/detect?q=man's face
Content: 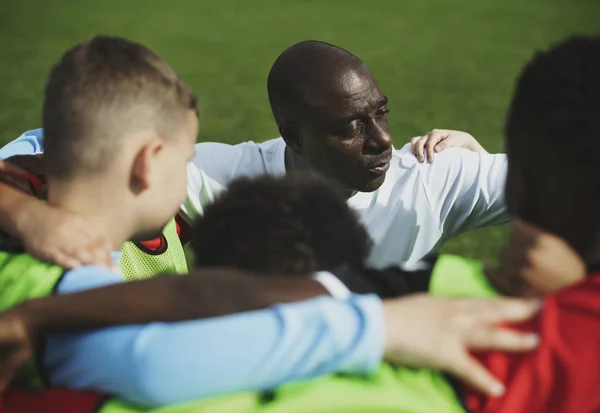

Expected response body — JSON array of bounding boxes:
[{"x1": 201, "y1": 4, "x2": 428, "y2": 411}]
[
  {"x1": 296, "y1": 65, "x2": 393, "y2": 193},
  {"x1": 134, "y1": 110, "x2": 198, "y2": 241}
]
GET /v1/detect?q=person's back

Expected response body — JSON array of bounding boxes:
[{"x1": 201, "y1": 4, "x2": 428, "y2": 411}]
[
  {"x1": 459, "y1": 35, "x2": 600, "y2": 413},
  {"x1": 0, "y1": 33, "x2": 198, "y2": 391},
  {"x1": 0, "y1": 146, "x2": 189, "y2": 281}
]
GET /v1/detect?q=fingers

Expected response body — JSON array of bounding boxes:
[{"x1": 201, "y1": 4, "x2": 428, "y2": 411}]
[
  {"x1": 410, "y1": 136, "x2": 426, "y2": 163},
  {"x1": 87, "y1": 238, "x2": 114, "y2": 268},
  {"x1": 434, "y1": 141, "x2": 446, "y2": 153},
  {"x1": 450, "y1": 353, "x2": 505, "y2": 397},
  {"x1": 465, "y1": 327, "x2": 539, "y2": 352},
  {"x1": 472, "y1": 297, "x2": 542, "y2": 324},
  {"x1": 63, "y1": 239, "x2": 113, "y2": 268},
  {"x1": 410, "y1": 130, "x2": 449, "y2": 163},
  {"x1": 425, "y1": 133, "x2": 440, "y2": 163},
  {"x1": 49, "y1": 250, "x2": 82, "y2": 269},
  {"x1": 511, "y1": 218, "x2": 541, "y2": 235}
]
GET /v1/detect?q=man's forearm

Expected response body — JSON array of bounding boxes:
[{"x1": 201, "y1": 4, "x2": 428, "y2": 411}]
[{"x1": 20, "y1": 268, "x2": 328, "y2": 340}]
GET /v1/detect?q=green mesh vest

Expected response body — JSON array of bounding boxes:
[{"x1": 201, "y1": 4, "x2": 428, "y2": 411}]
[
  {"x1": 118, "y1": 218, "x2": 188, "y2": 281},
  {"x1": 1, "y1": 253, "x2": 495, "y2": 413},
  {"x1": 0, "y1": 250, "x2": 66, "y2": 389},
  {"x1": 93, "y1": 255, "x2": 498, "y2": 413}
]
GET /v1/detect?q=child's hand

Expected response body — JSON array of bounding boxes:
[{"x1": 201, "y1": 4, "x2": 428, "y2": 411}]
[
  {"x1": 410, "y1": 129, "x2": 487, "y2": 163},
  {"x1": 485, "y1": 220, "x2": 586, "y2": 297},
  {"x1": 14, "y1": 199, "x2": 114, "y2": 270},
  {"x1": 383, "y1": 294, "x2": 540, "y2": 397}
]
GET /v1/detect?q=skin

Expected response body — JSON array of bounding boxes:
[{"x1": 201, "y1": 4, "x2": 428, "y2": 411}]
[
  {"x1": 0, "y1": 151, "x2": 541, "y2": 398},
  {"x1": 274, "y1": 43, "x2": 393, "y2": 196},
  {"x1": 0, "y1": 38, "x2": 542, "y2": 397}
]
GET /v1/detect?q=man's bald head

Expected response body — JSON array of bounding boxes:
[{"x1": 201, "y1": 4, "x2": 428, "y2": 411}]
[
  {"x1": 267, "y1": 41, "x2": 393, "y2": 194},
  {"x1": 267, "y1": 41, "x2": 366, "y2": 125}
]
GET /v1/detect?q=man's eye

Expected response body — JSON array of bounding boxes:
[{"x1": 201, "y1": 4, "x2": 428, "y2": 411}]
[
  {"x1": 376, "y1": 108, "x2": 390, "y2": 119},
  {"x1": 338, "y1": 121, "x2": 363, "y2": 137}
]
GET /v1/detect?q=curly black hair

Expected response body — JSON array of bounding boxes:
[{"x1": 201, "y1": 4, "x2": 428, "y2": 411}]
[
  {"x1": 506, "y1": 36, "x2": 600, "y2": 163},
  {"x1": 505, "y1": 35, "x2": 600, "y2": 263},
  {"x1": 191, "y1": 173, "x2": 373, "y2": 275}
]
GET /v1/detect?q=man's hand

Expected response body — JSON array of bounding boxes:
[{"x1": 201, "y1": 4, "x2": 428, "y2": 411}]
[
  {"x1": 382, "y1": 294, "x2": 540, "y2": 397},
  {"x1": 14, "y1": 200, "x2": 114, "y2": 269},
  {"x1": 0, "y1": 308, "x2": 32, "y2": 392},
  {"x1": 410, "y1": 129, "x2": 487, "y2": 163},
  {"x1": 485, "y1": 219, "x2": 586, "y2": 297}
]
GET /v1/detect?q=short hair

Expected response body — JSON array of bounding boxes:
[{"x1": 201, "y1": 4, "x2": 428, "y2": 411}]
[
  {"x1": 267, "y1": 40, "x2": 363, "y2": 126},
  {"x1": 43, "y1": 35, "x2": 198, "y2": 179},
  {"x1": 191, "y1": 173, "x2": 373, "y2": 275},
  {"x1": 506, "y1": 36, "x2": 600, "y2": 168},
  {"x1": 505, "y1": 36, "x2": 600, "y2": 260}
]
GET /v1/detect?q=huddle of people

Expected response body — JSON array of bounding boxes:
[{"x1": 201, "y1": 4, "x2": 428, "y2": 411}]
[{"x1": 0, "y1": 33, "x2": 597, "y2": 413}]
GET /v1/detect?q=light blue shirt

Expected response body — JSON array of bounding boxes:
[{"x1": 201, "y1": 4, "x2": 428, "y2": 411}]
[
  {"x1": 0, "y1": 128, "x2": 45, "y2": 158},
  {"x1": 1, "y1": 131, "x2": 385, "y2": 407},
  {"x1": 47, "y1": 267, "x2": 383, "y2": 407}
]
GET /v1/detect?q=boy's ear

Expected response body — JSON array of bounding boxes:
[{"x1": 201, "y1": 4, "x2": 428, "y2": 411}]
[
  {"x1": 279, "y1": 121, "x2": 303, "y2": 155},
  {"x1": 131, "y1": 138, "x2": 163, "y2": 194}
]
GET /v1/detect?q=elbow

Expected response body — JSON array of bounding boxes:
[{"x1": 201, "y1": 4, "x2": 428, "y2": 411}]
[
  {"x1": 124, "y1": 357, "x2": 185, "y2": 407},
  {"x1": 123, "y1": 349, "x2": 216, "y2": 407}
]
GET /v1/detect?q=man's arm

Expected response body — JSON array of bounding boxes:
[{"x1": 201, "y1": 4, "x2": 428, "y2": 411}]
[{"x1": 420, "y1": 148, "x2": 509, "y2": 238}]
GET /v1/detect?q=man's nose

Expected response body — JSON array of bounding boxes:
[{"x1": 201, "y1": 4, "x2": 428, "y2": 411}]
[{"x1": 363, "y1": 121, "x2": 392, "y2": 154}]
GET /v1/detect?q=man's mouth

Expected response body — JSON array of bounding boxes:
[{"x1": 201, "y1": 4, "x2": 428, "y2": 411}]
[{"x1": 366, "y1": 157, "x2": 391, "y2": 175}]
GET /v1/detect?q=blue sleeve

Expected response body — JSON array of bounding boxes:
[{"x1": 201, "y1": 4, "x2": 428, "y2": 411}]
[
  {"x1": 0, "y1": 129, "x2": 45, "y2": 159},
  {"x1": 45, "y1": 268, "x2": 384, "y2": 407}
]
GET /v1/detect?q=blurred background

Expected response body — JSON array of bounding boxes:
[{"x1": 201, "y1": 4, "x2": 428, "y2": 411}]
[{"x1": 0, "y1": 0, "x2": 598, "y2": 262}]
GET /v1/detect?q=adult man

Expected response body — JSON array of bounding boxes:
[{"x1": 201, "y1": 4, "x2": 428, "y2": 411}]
[
  {"x1": 187, "y1": 35, "x2": 600, "y2": 413},
  {"x1": 0, "y1": 41, "x2": 504, "y2": 271},
  {"x1": 0, "y1": 35, "x2": 538, "y2": 411},
  {"x1": 184, "y1": 41, "x2": 508, "y2": 268}
]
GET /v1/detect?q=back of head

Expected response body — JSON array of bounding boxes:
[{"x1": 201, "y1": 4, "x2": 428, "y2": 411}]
[
  {"x1": 505, "y1": 35, "x2": 600, "y2": 263},
  {"x1": 43, "y1": 35, "x2": 197, "y2": 180},
  {"x1": 191, "y1": 173, "x2": 372, "y2": 274}
]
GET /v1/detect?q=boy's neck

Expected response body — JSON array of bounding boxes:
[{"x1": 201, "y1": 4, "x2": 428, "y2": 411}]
[{"x1": 46, "y1": 178, "x2": 134, "y2": 251}]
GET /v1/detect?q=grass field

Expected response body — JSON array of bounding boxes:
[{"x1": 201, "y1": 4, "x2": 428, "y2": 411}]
[{"x1": 0, "y1": 0, "x2": 598, "y2": 262}]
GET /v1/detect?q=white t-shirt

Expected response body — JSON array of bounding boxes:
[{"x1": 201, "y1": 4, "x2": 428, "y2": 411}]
[{"x1": 181, "y1": 138, "x2": 508, "y2": 268}]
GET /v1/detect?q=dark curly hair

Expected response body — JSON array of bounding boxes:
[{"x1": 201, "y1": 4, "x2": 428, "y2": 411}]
[
  {"x1": 505, "y1": 35, "x2": 600, "y2": 263},
  {"x1": 191, "y1": 173, "x2": 373, "y2": 275}
]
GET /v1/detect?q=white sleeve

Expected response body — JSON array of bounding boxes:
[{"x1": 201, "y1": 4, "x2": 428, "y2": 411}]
[
  {"x1": 179, "y1": 142, "x2": 245, "y2": 223},
  {"x1": 420, "y1": 148, "x2": 509, "y2": 237}
]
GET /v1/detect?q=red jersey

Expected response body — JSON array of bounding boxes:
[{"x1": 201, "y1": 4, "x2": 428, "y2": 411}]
[
  {"x1": 0, "y1": 386, "x2": 105, "y2": 413},
  {"x1": 465, "y1": 273, "x2": 600, "y2": 413}
]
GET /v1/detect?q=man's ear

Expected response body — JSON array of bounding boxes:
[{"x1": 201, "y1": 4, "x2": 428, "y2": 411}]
[
  {"x1": 130, "y1": 138, "x2": 163, "y2": 195},
  {"x1": 279, "y1": 121, "x2": 303, "y2": 155}
]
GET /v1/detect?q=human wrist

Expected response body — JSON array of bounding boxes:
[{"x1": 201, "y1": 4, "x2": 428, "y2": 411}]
[
  {"x1": 12, "y1": 300, "x2": 42, "y2": 343},
  {"x1": 0, "y1": 184, "x2": 38, "y2": 237}
]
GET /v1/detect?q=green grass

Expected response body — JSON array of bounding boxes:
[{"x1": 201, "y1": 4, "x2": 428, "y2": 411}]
[{"x1": 0, "y1": 0, "x2": 598, "y2": 262}]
